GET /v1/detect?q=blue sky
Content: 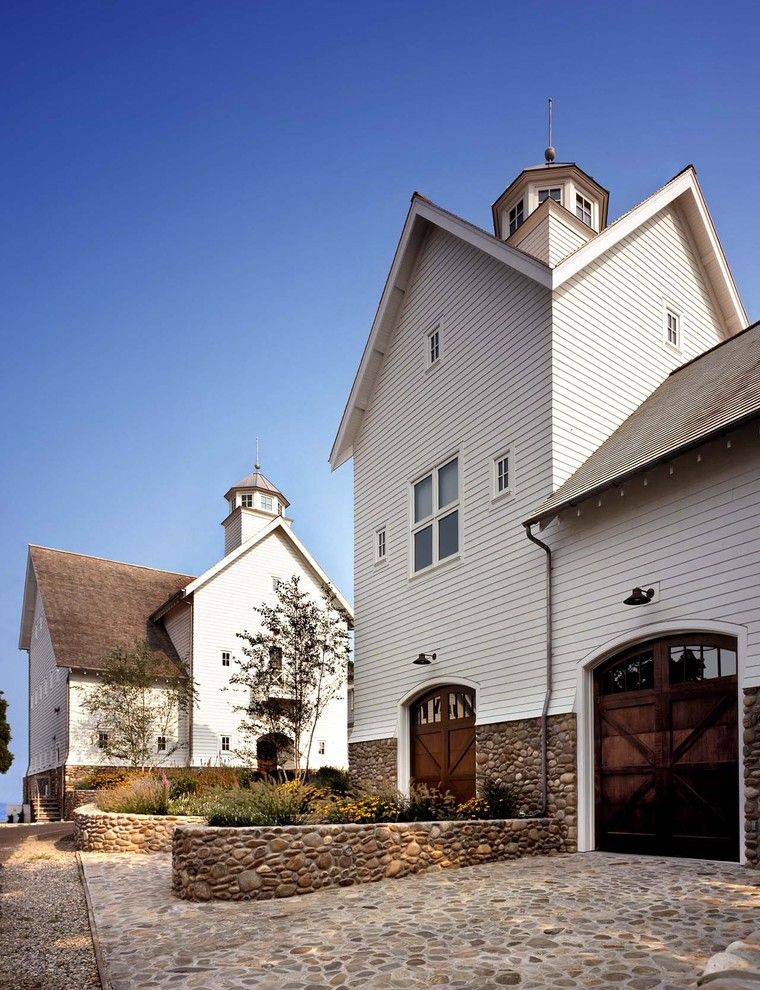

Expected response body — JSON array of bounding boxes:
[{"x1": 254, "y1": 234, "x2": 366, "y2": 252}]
[{"x1": 2, "y1": 0, "x2": 759, "y2": 804}]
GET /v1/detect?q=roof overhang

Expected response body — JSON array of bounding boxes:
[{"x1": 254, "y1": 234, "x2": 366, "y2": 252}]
[
  {"x1": 330, "y1": 167, "x2": 747, "y2": 470},
  {"x1": 18, "y1": 551, "x2": 37, "y2": 650}
]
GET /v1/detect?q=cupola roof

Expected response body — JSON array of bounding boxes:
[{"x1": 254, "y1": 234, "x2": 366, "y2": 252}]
[{"x1": 224, "y1": 470, "x2": 289, "y2": 508}]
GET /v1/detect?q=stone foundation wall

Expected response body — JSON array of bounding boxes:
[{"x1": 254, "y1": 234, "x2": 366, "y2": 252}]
[
  {"x1": 348, "y1": 737, "x2": 397, "y2": 791},
  {"x1": 173, "y1": 816, "x2": 564, "y2": 901},
  {"x1": 74, "y1": 804, "x2": 206, "y2": 854},
  {"x1": 476, "y1": 712, "x2": 577, "y2": 851},
  {"x1": 745, "y1": 687, "x2": 760, "y2": 868},
  {"x1": 64, "y1": 789, "x2": 97, "y2": 821}
]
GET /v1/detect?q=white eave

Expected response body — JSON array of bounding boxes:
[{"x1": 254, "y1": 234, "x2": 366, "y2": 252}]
[
  {"x1": 329, "y1": 167, "x2": 747, "y2": 470},
  {"x1": 180, "y1": 517, "x2": 354, "y2": 623},
  {"x1": 18, "y1": 551, "x2": 37, "y2": 650}
]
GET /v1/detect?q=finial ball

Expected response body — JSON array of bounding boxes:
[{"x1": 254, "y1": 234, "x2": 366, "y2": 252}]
[{"x1": 545, "y1": 146, "x2": 556, "y2": 163}]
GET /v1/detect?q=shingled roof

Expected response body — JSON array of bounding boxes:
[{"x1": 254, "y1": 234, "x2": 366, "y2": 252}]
[
  {"x1": 525, "y1": 319, "x2": 760, "y2": 526},
  {"x1": 223, "y1": 470, "x2": 289, "y2": 508},
  {"x1": 26, "y1": 546, "x2": 194, "y2": 678}
]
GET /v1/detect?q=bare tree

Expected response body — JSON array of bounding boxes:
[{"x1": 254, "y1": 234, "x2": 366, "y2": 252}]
[
  {"x1": 231, "y1": 576, "x2": 349, "y2": 776},
  {"x1": 78, "y1": 640, "x2": 195, "y2": 770}
]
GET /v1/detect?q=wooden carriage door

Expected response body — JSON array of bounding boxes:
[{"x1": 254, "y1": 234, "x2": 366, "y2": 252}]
[
  {"x1": 411, "y1": 686, "x2": 476, "y2": 803},
  {"x1": 595, "y1": 634, "x2": 739, "y2": 861}
]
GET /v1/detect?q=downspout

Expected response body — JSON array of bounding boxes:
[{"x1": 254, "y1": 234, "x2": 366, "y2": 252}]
[{"x1": 524, "y1": 523, "x2": 552, "y2": 816}]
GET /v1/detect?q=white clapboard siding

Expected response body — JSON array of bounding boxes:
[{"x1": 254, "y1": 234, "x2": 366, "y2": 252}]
[
  {"x1": 191, "y1": 528, "x2": 348, "y2": 768},
  {"x1": 516, "y1": 216, "x2": 551, "y2": 264},
  {"x1": 68, "y1": 672, "x2": 187, "y2": 767},
  {"x1": 27, "y1": 591, "x2": 68, "y2": 773},
  {"x1": 351, "y1": 226, "x2": 554, "y2": 741},
  {"x1": 552, "y1": 203, "x2": 726, "y2": 487},
  {"x1": 165, "y1": 604, "x2": 191, "y2": 665},
  {"x1": 548, "y1": 214, "x2": 588, "y2": 267},
  {"x1": 546, "y1": 423, "x2": 760, "y2": 703}
]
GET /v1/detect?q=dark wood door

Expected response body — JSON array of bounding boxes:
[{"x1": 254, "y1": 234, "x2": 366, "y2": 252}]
[
  {"x1": 595, "y1": 634, "x2": 739, "y2": 861},
  {"x1": 411, "y1": 686, "x2": 476, "y2": 803}
]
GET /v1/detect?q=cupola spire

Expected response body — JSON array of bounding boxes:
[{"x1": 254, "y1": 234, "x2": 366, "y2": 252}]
[{"x1": 545, "y1": 97, "x2": 556, "y2": 164}]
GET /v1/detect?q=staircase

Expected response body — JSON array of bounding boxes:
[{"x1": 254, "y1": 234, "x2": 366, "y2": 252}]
[{"x1": 31, "y1": 796, "x2": 61, "y2": 822}]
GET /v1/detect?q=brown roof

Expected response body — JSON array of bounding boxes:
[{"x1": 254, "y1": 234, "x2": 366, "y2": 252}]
[
  {"x1": 525, "y1": 318, "x2": 760, "y2": 525},
  {"x1": 29, "y1": 546, "x2": 194, "y2": 678},
  {"x1": 223, "y1": 470, "x2": 290, "y2": 507}
]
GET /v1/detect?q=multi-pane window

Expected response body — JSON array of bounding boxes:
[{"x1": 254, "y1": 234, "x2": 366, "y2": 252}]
[
  {"x1": 376, "y1": 527, "x2": 387, "y2": 562},
  {"x1": 669, "y1": 643, "x2": 736, "y2": 682},
  {"x1": 157, "y1": 735, "x2": 167, "y2": 752},
  {"x1": 317, "y1": 740, "x2": 326, "y2": 756},
  {"x1": 538, "y1": 187, "x2": 562, "y2": 204},
  {"x1": 508, "y1": 200, "x2": 524, "y2": 234},
  {"x1": 261, "y1": 494, "x2": 274, "y2": 511},
  {"x1": 601, "y1": 650, "x2": 655, "y2": 695},
  {"x1": 576, "y1": 194, "x2": 592, "y2": 226},
  {"x1": 269, "y1": 646, "x2": 283, "y2": 678},
  {"x1": 494, "y1": 450, "x2": 511, "y2": 497},
  {"x1": 666, "y1": 309, "x2": 680, "y2": 348},
  {"x1": 412, "y1": 456, "x2": 459, "y2": 573},
  {"x1": 427, "y1": 327, "x2": 440, "y2": 367},
  {"x1": 221, "y1": 735, "x2": 231, "y2": 752},
  {"x1": 222, "y1": 650, "x2": 231, "y2": 667},
  {"x1": 240, "y1": 493, "x2": 254, "y2": 507},
  {"x1": 98, "y1": 731, "x2": 108, "y2": 749}
]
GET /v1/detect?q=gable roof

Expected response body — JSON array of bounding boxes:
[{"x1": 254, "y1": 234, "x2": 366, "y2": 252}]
[
  {"x1": 19, "y1": 546, "x2": 193, "y2": 677},
  {"x1": 158, "y1": 517, "x2": 354, "y2": 625},
  {"x1": 524, "y1": 319, "x2": 760, "y2": 526},
  {"x1": 329, "y1": 166, "x2": 747, "y2": 469}
]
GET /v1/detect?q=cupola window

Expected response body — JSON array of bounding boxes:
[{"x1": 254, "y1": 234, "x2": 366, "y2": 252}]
[
  {"x1": 260, "y1": 494, "x2": 274, "y2": 512},
  {"x1": 575, "y1": 193, "x2": 592, "y2": 227},
  {"x1": 538, "y1": 187, "x2": 562, "y2": 205},
  {"x1": 508, "y1": 200, "x2": 524, "y2": 235},
  {"x1": 240, "y1": 493, "x2": 254, "y2": 508}
]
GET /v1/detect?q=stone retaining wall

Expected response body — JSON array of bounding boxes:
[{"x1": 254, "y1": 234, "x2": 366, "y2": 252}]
[
  {"x1": 173, "y1": 816, "x2": 563, "y2": 901},
  {"x1": 74, "y1": 804, "x2": 206, "y2": 854},
  {"x1": 64, "y1": 788, "x2": 97, "y2": 821},
  {"x1": 348, "y1": 737, "x2": 397, "y2": 791}
]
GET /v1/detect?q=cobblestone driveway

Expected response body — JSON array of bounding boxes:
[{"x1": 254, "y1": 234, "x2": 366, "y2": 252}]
[{"x1": 80, "y1": 851, "x2": 759, "y2": 990}]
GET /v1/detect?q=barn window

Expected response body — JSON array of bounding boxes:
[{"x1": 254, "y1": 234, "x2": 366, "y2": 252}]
[{"x1": 600, "y1": 650, "x2": 655, "y2": 694}]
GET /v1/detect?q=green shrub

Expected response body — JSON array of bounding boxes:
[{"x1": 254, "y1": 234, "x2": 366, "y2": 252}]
[
  {"x1": 481, "y1": 776, "x2": 518, "y2": 819},
  {"x1": 97, "y1": 775, "x2": 169, "y2": 815},
  {"x1": 398, "y1": 784, "x2": 457, "y2": 822},
  {"x1": 199, "y1": 781, "x2": 322, "y2": 827},
  {"x1": 166, "y1": 772, "x2": 199, "y2": 800},
  {"x1": 311, "y1": 766, "x2": 350, "y2": 794}
]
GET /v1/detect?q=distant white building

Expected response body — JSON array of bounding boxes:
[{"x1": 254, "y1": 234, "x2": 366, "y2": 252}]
[{"x1": 18, "y1": 466, "x2": 352, "y2": 820}]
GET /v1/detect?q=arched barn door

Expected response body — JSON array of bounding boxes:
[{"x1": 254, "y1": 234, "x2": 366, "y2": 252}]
[
  {"x1": 411, "y1": 685, "x2": 476, "y2": 803},
  {"x1": 594, "y1": 634, "x2": 739, "y2": 861}
]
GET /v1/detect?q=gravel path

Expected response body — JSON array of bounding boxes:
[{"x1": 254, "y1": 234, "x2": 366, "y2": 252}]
[{"x1": 0, "y1": 830, "x2": 100, "y2": 989}]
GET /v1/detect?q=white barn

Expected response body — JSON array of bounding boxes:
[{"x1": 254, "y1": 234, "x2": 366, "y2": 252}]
[
  {"x1": 331, "y1": 149, "x2": 758, "y2": 864},
  {"x1": 18, "y1": 466, "x2": 352, "y2": 820}
]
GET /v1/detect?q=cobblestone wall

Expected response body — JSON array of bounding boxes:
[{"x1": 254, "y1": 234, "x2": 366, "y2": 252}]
[
  {"x1": 745, "y1": 687, "x2": 760, "y2": 868},
  {"x1": 64, "y1": 789, "x2": 96, "y2": 821},
  {"x1": 476, "y1": 713, "x2": 577, "y2": 852},
  {"x1": 348, "y1": 737, "x2": 397, "y2": 790},
  {"x1": 74, "y1": 804, "x2": 206, "y2": 854},
  {"x1": 173, "y1": 816, "x2": 564, "y2": 901}
]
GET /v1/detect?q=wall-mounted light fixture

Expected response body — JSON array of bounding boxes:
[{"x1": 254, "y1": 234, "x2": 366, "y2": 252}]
[
  {"x1": 413, "y1": 652, "x2": 436, "y2": 666},
  {"x1": 623, "y1": 587, "x2": 655, "y2": 606}
]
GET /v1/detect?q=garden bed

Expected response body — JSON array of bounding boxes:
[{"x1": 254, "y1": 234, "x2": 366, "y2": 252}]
[
  {"x1": 172, "y1": 816, "x2": 564, "y2": 901},
  {"x1": 74, "y1": 804, "x2": 206, "y2": 854}
]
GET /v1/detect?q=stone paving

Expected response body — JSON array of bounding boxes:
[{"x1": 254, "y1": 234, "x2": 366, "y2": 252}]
[{"x1": 80, "y1": 851, "x2": 760, "y2": 990}]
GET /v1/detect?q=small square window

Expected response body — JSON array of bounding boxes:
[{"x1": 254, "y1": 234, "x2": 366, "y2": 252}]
[
  {"x1": 240, "y1": 493, "x2": 254, "y2": 508},
  {"x1": 157, "y1": 735, "x2": 167, "y2": 752},
  {"x1": 260, "y1": 494, "x2": 274, "y2": 511},
  {"x1": 221, "y1": 735, "x2": 231, "y2": 752},
  {"x1": 98, "y1": 731, "x2": 108, "y2": 749},
  {"x1": 665, "y1": 308, "x2": 681, "y2": 349},
  {"x1": 494, "y1": 450, "x2": 512, "y2": 497},
  {"x1": 576, "y1": 194, "x2": 592, "y2": 227},
  {"x1": 376, "y1": 527, "x2": 387, "y2": 562},
  {"x1": 538, "y1": 187, "x2": 562, "y2": 205},
  {"x1": 508, "y1": 200, "x2": 524, "y2": 235},
  {"x1": 221, "y1": 651, "x2": 231, "y2": 667},
  {"x1": 317, "y1": 740, "x2": 326, "y2": 756}
]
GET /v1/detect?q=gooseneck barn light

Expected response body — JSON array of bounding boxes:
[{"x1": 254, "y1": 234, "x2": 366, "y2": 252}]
[
  {"x1": 413, "y1": 652, "x2": 437, "y2": 666},
  {"x1": 623, "y1": 587, "x2": 655, "y2": 606}
]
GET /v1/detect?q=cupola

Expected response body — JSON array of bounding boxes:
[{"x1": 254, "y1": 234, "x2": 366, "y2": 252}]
[
  {"x1": 491, "y1": 150, "x2": 609, "y2": 268},
  {"x1": 222, "y1": 460, "x2": 291, "y2": 555}
]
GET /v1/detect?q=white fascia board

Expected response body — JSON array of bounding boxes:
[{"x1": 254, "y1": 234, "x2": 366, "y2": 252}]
[
  {"x1": 552, "y1": 168, "x2": 747, "y2": 330},
  {"x1": 329, "y1": 196, "x2": 551, "y2": 469},
  {"x1": 182, "y1": 518, "x2": 354, "y2": 622},
  {"x1": 18, "y1": 551, "x2": 37, "y2": 650}
]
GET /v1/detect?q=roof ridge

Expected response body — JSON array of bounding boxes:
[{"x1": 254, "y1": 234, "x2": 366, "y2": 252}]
[{"x1": 29, "y1": 544, "x2": 194, "y2": 579}]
